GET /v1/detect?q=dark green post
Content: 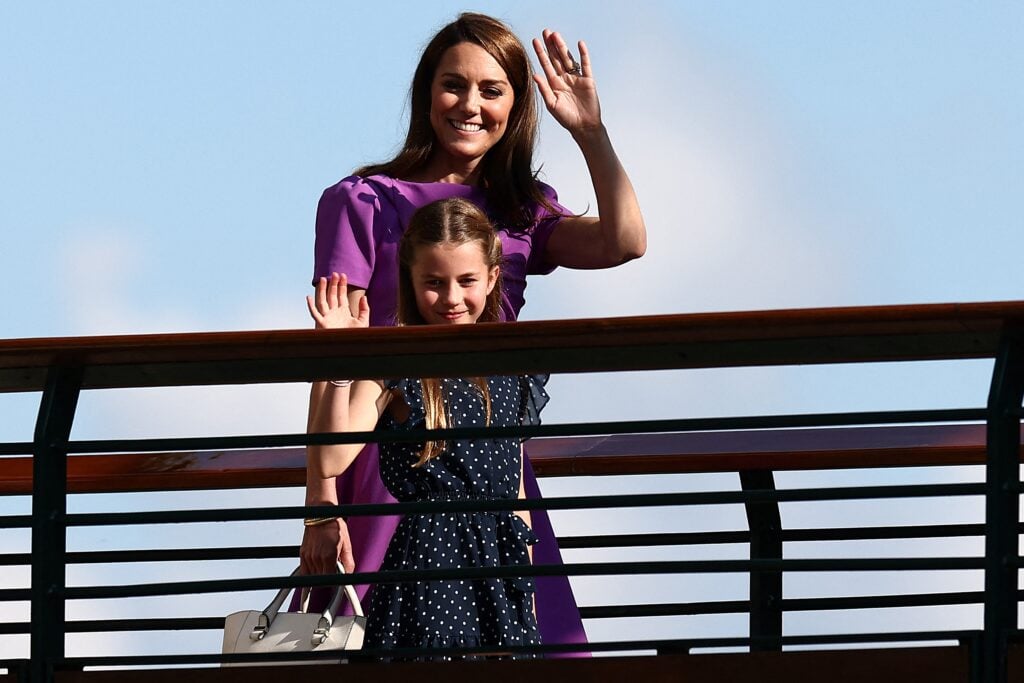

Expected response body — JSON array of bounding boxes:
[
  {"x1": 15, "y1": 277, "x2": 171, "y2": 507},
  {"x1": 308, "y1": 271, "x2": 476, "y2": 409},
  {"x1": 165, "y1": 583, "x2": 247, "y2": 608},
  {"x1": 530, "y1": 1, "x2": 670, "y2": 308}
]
[
  {"x1": 982, "y1": 328, "x2": 1024, "y2": 683},
  {"x1": 740, "y1": 470, "x2": 783, "y2": 651},
  {"x1": 29, "y1": 367, "x2": 82, "y2": 683}
]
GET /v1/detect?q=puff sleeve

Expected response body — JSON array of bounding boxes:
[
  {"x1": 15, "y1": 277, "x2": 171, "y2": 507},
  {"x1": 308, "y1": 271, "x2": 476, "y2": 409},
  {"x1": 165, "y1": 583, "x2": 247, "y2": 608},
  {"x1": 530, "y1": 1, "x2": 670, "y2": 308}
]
[
  {"x1": 524, "y1": 182, "x2": 571, "y2": 277},
  {"x1": 312, "y1": 176, "x2": 384, "y2": 289}
]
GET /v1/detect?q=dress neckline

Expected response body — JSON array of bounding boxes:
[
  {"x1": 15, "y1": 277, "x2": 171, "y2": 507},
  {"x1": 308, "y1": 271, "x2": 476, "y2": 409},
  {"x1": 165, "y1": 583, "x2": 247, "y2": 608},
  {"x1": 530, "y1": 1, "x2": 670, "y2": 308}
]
[{"x1": 384, "y1": 175, "x2": 484, "y2": 193}]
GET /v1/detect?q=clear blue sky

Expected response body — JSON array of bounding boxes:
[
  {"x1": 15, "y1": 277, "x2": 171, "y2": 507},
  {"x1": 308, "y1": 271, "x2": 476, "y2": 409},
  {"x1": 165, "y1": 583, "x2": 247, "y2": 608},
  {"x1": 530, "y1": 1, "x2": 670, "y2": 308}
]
[
  {"x1": 1, "y1": 1, "x2": 1020, "y2": 432},
  {"x1": 1, "y1": 0, "x2": 1021, "y2": 659}
]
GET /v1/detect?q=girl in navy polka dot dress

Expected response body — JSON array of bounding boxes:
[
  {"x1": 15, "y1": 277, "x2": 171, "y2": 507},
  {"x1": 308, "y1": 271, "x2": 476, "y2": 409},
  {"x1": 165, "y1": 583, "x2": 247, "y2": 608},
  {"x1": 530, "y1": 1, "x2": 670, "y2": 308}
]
[{"x1": 306, "y1": 197, "x2": 545, "y2": 658}]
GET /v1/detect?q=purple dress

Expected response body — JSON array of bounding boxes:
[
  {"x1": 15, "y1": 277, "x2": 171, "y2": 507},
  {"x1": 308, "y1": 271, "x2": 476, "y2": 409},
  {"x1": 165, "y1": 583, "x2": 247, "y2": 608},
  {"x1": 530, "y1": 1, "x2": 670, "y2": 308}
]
[{"x1": 310, "y1": 175, "x2": 588, "y2": 653}]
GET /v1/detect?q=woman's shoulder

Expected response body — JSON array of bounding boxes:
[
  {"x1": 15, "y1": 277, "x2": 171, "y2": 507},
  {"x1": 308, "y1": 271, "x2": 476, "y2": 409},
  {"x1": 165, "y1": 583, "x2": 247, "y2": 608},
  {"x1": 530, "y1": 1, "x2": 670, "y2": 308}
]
[
  {"x1": 533, "y1": 179, "x2": 559, "y2": 200},
  {"x1": 320, "y1": 173, "x2": 396, "y2": 200},
  {"x1": 317, "y1": 174, "x2": 411, "y2": 220}
]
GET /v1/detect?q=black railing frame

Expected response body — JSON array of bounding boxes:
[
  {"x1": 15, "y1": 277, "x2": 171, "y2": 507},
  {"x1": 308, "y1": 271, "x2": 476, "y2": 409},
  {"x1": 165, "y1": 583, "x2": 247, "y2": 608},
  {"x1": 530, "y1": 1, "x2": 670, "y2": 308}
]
[
  {"x1": 29, "y1": 366, "x2": 82, "y2": 683},
  {"x1": 982, "y1": 326, "x2": 1024, "y2": 683},
  {"x1": 740, "y1": 470, "x2": 782, "y2": 652},
  {"x1": 3, "y1": 310, "x2": 1024, "y2": 681}
]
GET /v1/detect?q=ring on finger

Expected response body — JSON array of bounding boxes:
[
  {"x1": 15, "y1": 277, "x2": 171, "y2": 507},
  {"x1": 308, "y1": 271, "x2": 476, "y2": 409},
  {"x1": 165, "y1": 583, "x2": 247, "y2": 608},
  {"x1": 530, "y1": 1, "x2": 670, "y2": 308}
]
[{"x1": 565, "y1": 52, "x2": 582, "y2": 76}]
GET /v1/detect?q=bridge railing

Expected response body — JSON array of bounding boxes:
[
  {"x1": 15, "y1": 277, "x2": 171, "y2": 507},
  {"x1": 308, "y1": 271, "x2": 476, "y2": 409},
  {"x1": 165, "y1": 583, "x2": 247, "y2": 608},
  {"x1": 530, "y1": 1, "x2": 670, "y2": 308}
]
[{"x1": 1, "y1": 301, "x2": 1022, "y2": 682}]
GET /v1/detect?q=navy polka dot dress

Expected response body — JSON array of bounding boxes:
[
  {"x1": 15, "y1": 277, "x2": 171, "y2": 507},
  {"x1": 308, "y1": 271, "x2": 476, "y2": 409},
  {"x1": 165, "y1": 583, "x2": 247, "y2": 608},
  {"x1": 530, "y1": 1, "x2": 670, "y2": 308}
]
[{"x1": 364, "y1": 374, "x2": 548, "y2": 658}]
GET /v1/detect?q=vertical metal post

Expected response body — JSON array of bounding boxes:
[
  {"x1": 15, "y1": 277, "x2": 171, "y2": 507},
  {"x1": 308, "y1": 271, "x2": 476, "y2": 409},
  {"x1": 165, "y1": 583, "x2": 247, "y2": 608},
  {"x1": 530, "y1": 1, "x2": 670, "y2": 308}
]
[
  {"x1": 982, "y1": 328, "x2": 1024, "y2": 683},
  {"x1": 740, "y1": 470, "x2": 783, "y2": 651},
  {"x1": 29, "y1": 366, "x2": 82, "y2": 683}
]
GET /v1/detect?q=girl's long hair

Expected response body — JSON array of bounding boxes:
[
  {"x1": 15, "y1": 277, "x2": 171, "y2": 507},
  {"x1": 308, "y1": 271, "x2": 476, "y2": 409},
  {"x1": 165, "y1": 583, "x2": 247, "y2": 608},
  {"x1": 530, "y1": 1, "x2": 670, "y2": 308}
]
[
  {"x1": 354, "y1": 12, "x2": 558, "y2": 230},
  {"x1": 397, "y1": 198, "x2": 503, "y2": 466}
]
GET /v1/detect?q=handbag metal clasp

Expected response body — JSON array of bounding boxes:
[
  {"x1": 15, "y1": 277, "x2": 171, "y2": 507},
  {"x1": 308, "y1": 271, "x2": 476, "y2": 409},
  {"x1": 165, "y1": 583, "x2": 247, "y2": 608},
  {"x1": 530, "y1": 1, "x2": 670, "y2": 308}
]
[
  {"x1": 312, "y1": 614, "x2": 333, "y2": 646},
  {"x1": 250, "y1": 613, "x2": 270, "y2": 641}
]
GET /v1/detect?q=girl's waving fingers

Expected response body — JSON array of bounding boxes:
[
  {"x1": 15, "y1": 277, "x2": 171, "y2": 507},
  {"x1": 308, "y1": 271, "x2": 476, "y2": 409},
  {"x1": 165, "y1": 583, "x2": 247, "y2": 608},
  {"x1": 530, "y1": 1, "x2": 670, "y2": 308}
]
[
  {"x1": 355, "y1": 294, "x2": 370, "y2": 328},
  {"x1": 308, "y1": 273, "x2": 368, "y2": 329},
  {"x1": 325, "y1": 272, "x2": 340, "y2": 310},
  {"x1": 308, "y1": 275, "x2": 333, "y2": 326}
]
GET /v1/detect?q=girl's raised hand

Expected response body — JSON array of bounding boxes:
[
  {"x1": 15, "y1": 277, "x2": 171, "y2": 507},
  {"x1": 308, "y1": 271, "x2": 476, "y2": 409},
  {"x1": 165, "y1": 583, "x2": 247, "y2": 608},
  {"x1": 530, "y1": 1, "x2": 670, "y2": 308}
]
[
  {"x1": 532, "y1": 29, "x2": 601, "y2": 136},
  {"x1": 307, "y1": 272, "x2": 369, "y2": 330}
]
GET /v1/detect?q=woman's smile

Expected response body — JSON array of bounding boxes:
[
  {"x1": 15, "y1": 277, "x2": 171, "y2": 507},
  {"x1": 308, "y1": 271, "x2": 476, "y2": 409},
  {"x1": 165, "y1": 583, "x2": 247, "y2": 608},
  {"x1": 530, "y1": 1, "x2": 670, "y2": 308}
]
[{"x1": 448, "y1": 120, "x2": 485, "y2": 133}]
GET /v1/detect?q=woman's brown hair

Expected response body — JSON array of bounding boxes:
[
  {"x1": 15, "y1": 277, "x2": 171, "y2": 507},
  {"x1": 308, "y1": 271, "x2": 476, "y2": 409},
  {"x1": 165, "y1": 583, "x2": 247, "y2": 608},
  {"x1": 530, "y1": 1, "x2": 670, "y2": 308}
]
[
  {"x1": 354, "y1": 12, "x2": 558, "y2": 229},
  {"x1": 396, "y1": 197, "x2": 503, "y2": 465}
]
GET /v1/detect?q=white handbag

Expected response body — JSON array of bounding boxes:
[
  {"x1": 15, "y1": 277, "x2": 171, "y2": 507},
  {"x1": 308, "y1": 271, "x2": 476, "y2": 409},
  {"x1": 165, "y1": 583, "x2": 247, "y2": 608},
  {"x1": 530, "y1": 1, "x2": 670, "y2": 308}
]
[{"x1": 222, "y1": 563, "x2": 366, "y2": 666}]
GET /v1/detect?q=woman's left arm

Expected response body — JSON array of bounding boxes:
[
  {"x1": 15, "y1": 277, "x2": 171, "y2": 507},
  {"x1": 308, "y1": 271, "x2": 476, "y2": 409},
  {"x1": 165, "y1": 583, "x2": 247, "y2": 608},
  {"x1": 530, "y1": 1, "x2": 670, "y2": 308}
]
[{"x1": 533, "y1": 29, "x2": 647, "y2": 269}]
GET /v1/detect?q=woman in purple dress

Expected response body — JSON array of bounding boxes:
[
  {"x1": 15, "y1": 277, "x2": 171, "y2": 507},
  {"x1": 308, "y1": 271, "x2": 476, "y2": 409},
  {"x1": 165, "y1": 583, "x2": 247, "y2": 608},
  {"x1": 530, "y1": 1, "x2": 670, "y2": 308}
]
[{"x1": 301, "y1": 12, "x2": 645, "y2": 653}]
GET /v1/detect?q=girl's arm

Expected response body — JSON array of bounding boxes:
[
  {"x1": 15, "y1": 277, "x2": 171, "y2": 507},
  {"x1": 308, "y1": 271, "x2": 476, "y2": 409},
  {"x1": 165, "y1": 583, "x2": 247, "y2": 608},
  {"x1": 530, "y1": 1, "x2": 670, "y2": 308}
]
[
  {"x1": 533, "y1": 29, "x2": 647, "y2": 270},
  {"x1": 307, "y1": 378, "x2": 391, "y2": 479},
  {"x1": 301, "y1": 274, "x2": 388, "y2": 574},
  {"x1": 306, "y1": 272, "x2": 386, "y2": 477}
]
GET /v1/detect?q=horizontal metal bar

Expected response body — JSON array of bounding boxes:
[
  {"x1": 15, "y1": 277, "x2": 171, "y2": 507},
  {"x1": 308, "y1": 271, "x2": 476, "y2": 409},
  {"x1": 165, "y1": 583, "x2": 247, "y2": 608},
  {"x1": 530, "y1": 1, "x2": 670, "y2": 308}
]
[
  {"x1": 560, "y1": 530, "x2": 752, "y2": 548},
  {"x1": 0, "y1": 587, "x2": 29, "y2": 601},
  {"x1": 62, "y1": 482, "x2": 987, "y2": 528},
  {"x1": 579, "y1": 590, "x2": 986, "y2": 619},
  {"x1": 62, "y1": 557, "x2": 986, "y2": 600},
  {"x1": 4, "y1": 523, "x2": 998, "y2": 564},
  {"x1": 0, "y1": 524, "x2": 997, "y2": 566},
  {"x1": 0, "y1": 442, "x2": 31, "y2": 457},
  {"x1": 783, "y1": 523, "x2": 991, "y2": 543},
  {"x1": 562, "y1": 522, "x2": 998, "y2": 549},
  {"x1": 58, "y1": 408, "x2": 988, "y2": 455},
  {"x1": 0, "y1": 590, "x2": 992, "y2": 635},
  {"x1": 781, "y1": 591, "x2": 984, "y2": 612},
  {"x1": 581, "y1": 600, "x2": 753, "y2": 619},
  {"x1": 0, "y1": 522, "x2": 992, "y2": 566},
  {"x1": 68, "y1": 617, "x2": 225, "y2": 633},
  {"x1": 58, "y1": 628, "x2": 981, "y2": 668},
  {"x1": 0, "y1": 590, "x2": 993, "y2": 633},
  {"x1": 0, "y1": 516, "x2": 30, "y2": 531},
  {"x1": 0, "y1": 553, "x2": 30, "y2": 566},
  {"x1": 66, "y1": 546, "x2": 298, "y2": 565}
]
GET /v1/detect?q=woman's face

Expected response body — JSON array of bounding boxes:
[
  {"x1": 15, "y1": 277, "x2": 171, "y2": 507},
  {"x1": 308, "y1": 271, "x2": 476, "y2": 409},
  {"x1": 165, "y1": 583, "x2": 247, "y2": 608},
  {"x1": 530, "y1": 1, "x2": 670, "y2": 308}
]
[{"x1": 429, "y1": 42, "x2": 515, "y2": 172}]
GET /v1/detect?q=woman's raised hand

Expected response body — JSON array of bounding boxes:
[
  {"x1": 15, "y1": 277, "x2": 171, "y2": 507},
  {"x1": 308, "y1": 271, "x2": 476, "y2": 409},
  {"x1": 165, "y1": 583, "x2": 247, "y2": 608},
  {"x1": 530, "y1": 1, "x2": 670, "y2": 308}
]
[
  {"x1": 532, "y1": 29, "x2": 602, "y2": 136},
  {"x1": 307, "y1": 273, "x2": 370, "y2": 330}
]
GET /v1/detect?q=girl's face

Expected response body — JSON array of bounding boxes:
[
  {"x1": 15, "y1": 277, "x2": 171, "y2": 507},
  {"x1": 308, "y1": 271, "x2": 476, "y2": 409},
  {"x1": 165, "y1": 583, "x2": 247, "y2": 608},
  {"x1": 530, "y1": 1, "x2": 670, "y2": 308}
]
[
  {"x1": 429, "y1": 42, "x2": 514, "y2": 172},
  {"x1": 409, "y1": 241, "x2": 499, "y2": 325}
]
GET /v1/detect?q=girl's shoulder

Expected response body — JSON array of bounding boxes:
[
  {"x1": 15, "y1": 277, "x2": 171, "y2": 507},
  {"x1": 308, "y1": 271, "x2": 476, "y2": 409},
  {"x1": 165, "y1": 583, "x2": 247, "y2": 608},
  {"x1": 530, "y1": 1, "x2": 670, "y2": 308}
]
[
  {"x1": 483, "y1": 375, "x2": 550, "y2": 429},
  {"x1": 382, "y1": 376, "x2": 418, "y2": 395}
]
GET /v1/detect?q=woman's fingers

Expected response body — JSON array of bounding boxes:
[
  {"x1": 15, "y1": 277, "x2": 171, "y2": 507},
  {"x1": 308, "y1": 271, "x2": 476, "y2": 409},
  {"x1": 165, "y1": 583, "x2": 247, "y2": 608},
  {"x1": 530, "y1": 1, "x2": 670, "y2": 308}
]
[
  {"x1": 577, "y1": 39, "x2": 591, "y2": 78},
  {"x1": 532, "y1": 35, "x2": 557, "y2": 80},
  {"x1": 541, "y1": 29, "x2": 586, "y2": 78},
  {"x1": 550, "y1": 30, "x2": 575, "y2": 75}
]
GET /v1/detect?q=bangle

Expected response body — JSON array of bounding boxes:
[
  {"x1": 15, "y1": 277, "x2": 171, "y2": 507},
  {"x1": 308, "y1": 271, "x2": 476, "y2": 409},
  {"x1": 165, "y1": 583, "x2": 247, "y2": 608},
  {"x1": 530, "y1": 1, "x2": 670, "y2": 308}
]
[
  {"x1": 329, "y1": 379, "x2": 353, "y2": 388},
  {"x1": 303, "y1": 516, "x2": 339, "y2": 527}
]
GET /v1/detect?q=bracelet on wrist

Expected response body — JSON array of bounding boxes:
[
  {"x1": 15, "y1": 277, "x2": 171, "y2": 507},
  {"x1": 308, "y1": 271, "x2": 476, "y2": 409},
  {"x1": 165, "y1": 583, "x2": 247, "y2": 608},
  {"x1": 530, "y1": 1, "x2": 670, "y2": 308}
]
[{"x1": 303, "y1": 516, "x2": 340, "y2": 527}]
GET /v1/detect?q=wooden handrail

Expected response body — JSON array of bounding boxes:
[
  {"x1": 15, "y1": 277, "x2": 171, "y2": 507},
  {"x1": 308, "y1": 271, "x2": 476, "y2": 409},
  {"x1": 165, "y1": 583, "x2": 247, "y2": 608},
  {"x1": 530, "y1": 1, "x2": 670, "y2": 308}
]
[
  {"x1": 2, "y1": 301, "x2": 1023, "y2": 393},
  {"x1": 1, "y1": 424, "x2": 1018, "y2": 495}
]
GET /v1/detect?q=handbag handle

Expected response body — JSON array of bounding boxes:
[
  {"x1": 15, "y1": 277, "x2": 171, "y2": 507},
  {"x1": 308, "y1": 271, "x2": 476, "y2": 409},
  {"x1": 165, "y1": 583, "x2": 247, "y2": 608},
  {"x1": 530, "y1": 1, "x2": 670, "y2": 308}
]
[{"x1": 250, "y1": 562, "x2": 363, "y2": 645}]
